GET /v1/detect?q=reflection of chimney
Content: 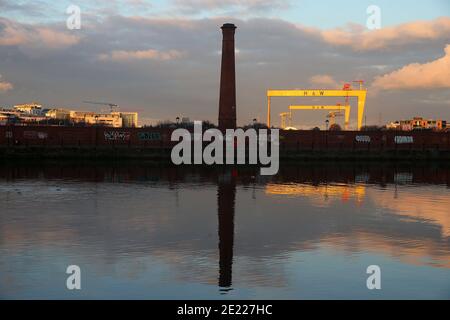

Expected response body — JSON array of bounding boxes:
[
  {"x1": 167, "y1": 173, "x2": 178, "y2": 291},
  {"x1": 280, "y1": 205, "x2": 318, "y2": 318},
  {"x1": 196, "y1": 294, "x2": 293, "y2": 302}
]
[
  {"x1": 218, "y1": 23, "x2": 237, "y2": 131},
  {"x1": 217, "y1": 170, "x2": 236, "y2": 291}
]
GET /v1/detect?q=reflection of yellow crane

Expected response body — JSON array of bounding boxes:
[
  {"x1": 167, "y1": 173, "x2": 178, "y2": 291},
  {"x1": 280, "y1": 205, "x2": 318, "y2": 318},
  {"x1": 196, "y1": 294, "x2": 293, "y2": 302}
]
[
  {"x1": 288, "y1": 105, "x2": 350, "y2": 130},
  {"x1": 279, "y1": 112, "x2": 292, "y2": 129},
  {"x1": 265, "y1": 183, "x2": 366, "y2": 204},
  {"x1": 266, "y1": 83, "x2": 367, "y2": 130}
]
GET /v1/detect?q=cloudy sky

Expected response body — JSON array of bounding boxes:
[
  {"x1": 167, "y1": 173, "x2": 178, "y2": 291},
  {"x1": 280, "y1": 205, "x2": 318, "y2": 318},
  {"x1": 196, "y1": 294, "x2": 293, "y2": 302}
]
[{"x1": 0, "y1": 0, "x2": 449, "y2": 127}]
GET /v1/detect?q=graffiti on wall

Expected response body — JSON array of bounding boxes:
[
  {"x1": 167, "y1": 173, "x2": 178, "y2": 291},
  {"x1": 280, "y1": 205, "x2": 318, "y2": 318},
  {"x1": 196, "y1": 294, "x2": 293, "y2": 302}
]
[
  {"x1": 23, "y1": 131, "x2": 48, "y2": 139},
  {"x1": 355, "y1": 135, "x2": 371, "y2": 143},
  {"x1": 395, "y1": 136, "x2": 414, "y2": 144},
  {"x1": 104, "y1": 131, "x2": 131, "y2": 141},
  {"x1": 138, "y1": 132, "x2": 162, "y2": 141}
]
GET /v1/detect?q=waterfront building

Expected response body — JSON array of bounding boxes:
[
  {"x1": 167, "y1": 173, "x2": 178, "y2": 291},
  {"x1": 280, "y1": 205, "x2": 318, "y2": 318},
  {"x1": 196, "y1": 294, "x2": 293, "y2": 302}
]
[
  {"x1": 0, "y1": 114, "x2": 9, "y2": 125},
  {"x1": 13, "y1": 103, "x2": 43, "y2": 115},
  {"x1": 387, "y1": 117, "x2": 447, "y2": 131},
  {"x1": 45, "y1": 109, "x2": 71, "y2": 121},
  {"x1": 113, "y1": 112, "x2": 138, "y2": 128},
  {"x1": 70, "y1": 111, "x2": 123, "y2": 127}
]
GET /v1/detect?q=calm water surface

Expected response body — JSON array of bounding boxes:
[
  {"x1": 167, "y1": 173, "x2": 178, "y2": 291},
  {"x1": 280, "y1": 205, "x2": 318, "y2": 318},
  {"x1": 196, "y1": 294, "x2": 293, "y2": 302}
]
[{"x1": 0, "y1": 162, "x2": 449, "y2": 299}]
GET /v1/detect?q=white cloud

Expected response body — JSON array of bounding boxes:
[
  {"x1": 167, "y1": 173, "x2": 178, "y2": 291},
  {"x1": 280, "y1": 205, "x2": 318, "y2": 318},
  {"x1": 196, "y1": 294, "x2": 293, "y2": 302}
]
[
  {"x1": 98, "y1": 49, "x2": 185, "y2": 62},
  {"x1": 172, "y1": 0, "x2": 291, "y2": 14},
  {"x1": 372, "y1": 44, "x2": 450, "y2": 90}
]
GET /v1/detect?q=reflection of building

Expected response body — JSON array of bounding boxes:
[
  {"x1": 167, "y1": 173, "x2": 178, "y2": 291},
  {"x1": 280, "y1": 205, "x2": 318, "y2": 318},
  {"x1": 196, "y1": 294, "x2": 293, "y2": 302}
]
[
  {"x1": 387, "y1": 117, "x2": 447, "y2": 131},
  {"x1": 217, "y1": 170, "x2": 236, "y2": 291}
]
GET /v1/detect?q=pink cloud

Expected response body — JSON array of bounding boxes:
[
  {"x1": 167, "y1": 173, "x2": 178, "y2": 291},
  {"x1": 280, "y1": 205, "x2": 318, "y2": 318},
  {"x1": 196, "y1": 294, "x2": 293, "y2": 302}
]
[
  {"x1": 0, "y1": 20, "x2": 28, "y2": 46},
  {"x1": 98, "y1": 49, "x2": 185, "y2": 62},
  {"x1": 34, "y1": 28, "x2": 80, "y2": 49},
  {"x1": 372, "y1": 44, "x2": 450, "y2": 90},
  {"x1": 0, "y1": 75, "x2": 13, "y2": 93},
  {"x1": 0, "y1": 18, "x2": 80, "y2": 50},
  {"x1": 299, "y1": 17, "x2": 450, "y2": 51},
  {"x1": 309, "y1": 74, "x2": 339, "y2": 87}
]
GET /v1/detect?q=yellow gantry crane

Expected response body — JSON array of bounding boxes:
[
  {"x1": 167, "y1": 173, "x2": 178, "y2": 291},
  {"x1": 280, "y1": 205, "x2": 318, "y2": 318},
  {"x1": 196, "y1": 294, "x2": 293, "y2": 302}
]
[
  {"x1": 267, "y1": 83, "x2": 367, "y2": 130},
  {"x1": 288, "y1": 104, "x2": 350, "y2": 130}
]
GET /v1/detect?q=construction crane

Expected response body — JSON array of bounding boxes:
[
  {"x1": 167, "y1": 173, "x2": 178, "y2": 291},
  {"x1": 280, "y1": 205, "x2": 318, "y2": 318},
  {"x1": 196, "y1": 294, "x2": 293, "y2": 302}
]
[
  {"x1": 289, "y1": 104, "x2": 351, "y2": 130},
  {"x1": 267, "y1": 87, "x2": 367, "y2": 130},
  {"x1": 352, "y1": 80, "x2": 365, "y2": 90},
  {"x1": 279, "y1": 112, "x2": 292, "y2": 129},
  {"x1": 83, "y1": 101, "x2": 119, "y2": 113},
  {"x1": 326, "y1": 111, "x2": 344, "y2": 127}
]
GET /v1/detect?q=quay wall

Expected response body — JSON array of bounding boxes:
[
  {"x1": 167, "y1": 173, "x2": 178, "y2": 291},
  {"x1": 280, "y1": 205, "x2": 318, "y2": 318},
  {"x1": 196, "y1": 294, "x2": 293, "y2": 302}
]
[{"x1": 1, "y1": 125, "x2": 450, "y2": 160}]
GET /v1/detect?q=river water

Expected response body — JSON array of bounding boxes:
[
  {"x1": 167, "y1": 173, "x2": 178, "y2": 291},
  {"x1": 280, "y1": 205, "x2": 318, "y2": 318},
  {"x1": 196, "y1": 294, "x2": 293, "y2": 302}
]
[{"x1": 0, "y1": 162, "x2": 449, "y2": 299}]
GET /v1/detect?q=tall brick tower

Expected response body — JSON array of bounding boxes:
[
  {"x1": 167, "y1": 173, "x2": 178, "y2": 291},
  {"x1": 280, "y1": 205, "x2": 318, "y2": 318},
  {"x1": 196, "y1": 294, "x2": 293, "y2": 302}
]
[{"x1": 218, "y1": 23, "x2": 237, "y2": 131}]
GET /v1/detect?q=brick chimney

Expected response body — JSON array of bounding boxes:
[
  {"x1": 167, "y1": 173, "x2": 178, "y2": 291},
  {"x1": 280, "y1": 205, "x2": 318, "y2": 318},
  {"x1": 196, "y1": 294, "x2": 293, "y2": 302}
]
[{"x1": 218, "y1": 23, "x2": 237, "y2": 131}]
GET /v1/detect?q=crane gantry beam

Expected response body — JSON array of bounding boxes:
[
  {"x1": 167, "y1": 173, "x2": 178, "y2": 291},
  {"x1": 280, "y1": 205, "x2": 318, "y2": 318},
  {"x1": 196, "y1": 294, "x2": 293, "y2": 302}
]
[{"x1": 267, "y1": 89, "x2": 367, "y2": 130}]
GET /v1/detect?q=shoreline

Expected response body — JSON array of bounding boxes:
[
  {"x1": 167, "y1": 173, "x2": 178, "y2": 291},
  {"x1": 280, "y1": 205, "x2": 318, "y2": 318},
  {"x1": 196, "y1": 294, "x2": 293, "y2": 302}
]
[{"x1": 1, "y1": 145, "x2": 450, "y2": 161}]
